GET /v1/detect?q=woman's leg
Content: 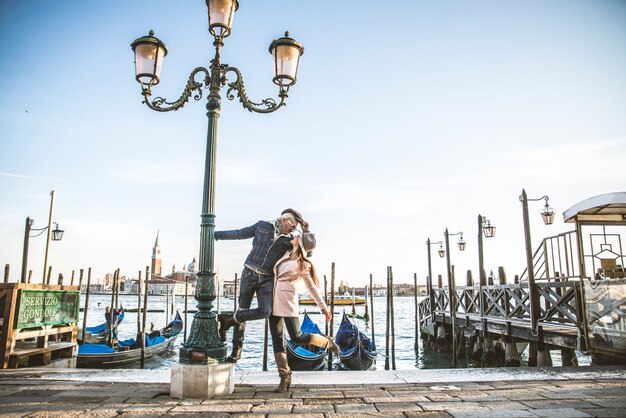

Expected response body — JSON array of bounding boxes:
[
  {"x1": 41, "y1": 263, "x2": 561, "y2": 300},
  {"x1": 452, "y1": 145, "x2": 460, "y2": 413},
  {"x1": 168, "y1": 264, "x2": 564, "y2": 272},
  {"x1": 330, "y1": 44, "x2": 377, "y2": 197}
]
[
  {"x1": 283, "y1": 317, "x2": 312, "y2": 345},
  {"x1": 269, "y1": 315, "x2": 291, "y2": 392},
  {"x1": 269, "y1": 315, "x2": 286, "y2": 353}
]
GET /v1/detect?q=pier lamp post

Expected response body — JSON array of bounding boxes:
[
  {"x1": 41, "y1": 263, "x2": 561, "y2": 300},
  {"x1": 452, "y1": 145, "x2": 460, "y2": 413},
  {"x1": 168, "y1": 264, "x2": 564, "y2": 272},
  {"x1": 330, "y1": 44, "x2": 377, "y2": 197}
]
[
  {"x1": 130, "y1": 0, "x2": 304, "y2": 369},
  {"x1": 426, "y1": 239, "x2": 445, "y2": 326},
  {"x1": 444, "y1": 228, "x2": 465, "y2": 367},
  {"x1": 477, "y1": 215, "x2": 496, "y2": 285},
  {"x1": 476, "y1": 215, "x2": 495, "y2": 335},
  {"x1": 21, "y1": 190, "x2": 65, "y2": 284},
  {"x1": 519, "y1": 189, "x2": 554, "y2": 331}
]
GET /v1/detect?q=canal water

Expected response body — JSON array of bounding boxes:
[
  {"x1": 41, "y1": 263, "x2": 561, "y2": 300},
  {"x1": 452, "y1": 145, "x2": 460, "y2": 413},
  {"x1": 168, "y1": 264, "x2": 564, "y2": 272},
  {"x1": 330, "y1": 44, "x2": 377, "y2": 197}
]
[{"x1": 80, "y1": 293, "x2": 590, "y2": 370}]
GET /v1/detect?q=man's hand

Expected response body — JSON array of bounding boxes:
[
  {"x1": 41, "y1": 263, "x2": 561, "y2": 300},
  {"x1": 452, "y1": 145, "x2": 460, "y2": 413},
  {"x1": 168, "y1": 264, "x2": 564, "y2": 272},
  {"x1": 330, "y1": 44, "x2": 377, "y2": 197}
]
[{"x1": 301, "y1": 220, "x2": 310, "y2": 233}]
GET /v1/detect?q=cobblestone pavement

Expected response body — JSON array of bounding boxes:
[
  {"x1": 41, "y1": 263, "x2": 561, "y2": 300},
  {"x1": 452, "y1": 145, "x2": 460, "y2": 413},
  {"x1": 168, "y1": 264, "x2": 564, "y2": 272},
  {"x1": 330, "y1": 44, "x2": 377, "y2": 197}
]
[{"x1": 0, "y1": 377, "x2": 624, "y2": 417}]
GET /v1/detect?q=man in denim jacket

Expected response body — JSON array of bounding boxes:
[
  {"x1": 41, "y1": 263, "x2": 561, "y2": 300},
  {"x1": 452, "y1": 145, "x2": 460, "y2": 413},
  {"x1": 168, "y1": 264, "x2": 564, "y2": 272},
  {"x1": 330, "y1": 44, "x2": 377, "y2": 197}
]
[{"x1": 216, "y1": 208, "x2": 315, "y2": 363}]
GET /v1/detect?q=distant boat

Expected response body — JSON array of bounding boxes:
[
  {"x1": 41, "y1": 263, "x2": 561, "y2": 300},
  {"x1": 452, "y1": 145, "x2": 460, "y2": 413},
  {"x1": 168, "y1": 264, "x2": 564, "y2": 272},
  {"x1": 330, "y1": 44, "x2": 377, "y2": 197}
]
[
  {"x1": 299, "y1": 291, "x2": 365, "y2": 306},
  {"x1": 286, "y1": 312, "x2": 327, "y2": 371}
]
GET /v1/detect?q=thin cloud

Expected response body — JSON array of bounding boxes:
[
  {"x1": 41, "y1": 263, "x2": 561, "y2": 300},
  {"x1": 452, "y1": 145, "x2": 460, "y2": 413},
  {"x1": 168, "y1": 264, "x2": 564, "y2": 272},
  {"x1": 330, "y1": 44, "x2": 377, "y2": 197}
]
[{"x1": 0, "y1": 171, "x2": 52, "y2": 181}]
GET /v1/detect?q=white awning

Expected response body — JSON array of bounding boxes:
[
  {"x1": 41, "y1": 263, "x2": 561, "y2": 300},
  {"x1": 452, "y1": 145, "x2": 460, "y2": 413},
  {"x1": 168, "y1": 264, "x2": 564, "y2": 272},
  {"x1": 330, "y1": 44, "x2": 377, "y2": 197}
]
[{"x1": 563, "y1": 192, "x2": 626, "y2": 223}]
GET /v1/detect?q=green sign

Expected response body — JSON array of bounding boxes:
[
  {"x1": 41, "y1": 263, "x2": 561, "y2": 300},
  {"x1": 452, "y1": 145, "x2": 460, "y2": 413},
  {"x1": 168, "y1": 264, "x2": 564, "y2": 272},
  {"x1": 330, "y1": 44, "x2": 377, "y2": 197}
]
[{"x1": 16, "y1": 290, "x2": 80, "y2": 329}]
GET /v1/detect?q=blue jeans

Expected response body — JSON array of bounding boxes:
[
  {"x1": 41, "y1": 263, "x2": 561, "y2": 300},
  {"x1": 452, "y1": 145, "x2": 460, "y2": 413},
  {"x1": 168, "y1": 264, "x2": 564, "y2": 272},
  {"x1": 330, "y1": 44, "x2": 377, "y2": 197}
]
[{"x1": 232, "y1": 267, "x2": 274, "y2": 346}]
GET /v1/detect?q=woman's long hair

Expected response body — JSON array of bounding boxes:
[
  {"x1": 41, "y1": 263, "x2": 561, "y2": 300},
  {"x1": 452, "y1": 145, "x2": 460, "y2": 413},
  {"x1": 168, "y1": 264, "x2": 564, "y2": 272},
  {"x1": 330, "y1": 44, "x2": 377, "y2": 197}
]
[{"x1": 296, "y1": 244, "x2": 319, "y2": 287}]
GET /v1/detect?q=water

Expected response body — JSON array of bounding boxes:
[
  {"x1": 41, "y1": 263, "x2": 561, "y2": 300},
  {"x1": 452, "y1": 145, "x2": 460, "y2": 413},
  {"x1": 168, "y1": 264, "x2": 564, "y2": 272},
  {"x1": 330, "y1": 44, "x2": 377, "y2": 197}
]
[{"x1": 80, "y1": 294, "x2": 590, "y2": 370}]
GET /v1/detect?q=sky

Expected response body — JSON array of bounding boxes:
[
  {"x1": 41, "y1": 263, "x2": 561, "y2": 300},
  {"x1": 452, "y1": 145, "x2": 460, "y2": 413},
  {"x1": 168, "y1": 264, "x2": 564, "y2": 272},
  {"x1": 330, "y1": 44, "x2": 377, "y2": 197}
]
[{"x1": 1, "y1": 1, "x2": 625, "y2": 289}]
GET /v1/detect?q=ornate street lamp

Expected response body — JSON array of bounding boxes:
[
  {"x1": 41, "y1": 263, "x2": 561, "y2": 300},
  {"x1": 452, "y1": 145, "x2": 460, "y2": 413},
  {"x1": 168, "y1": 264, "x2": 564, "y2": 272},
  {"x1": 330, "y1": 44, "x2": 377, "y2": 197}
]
[
  {"x1": 425, "y1": 238, "x2": 445, "y2": 330},
  {"x1": 130, "y1": 0, "x2": 304, "y2": 370},
  {"x1": 519, "y1": 189, "x2": 555, "y2": 330},
  {"x1": 21, "y1": 191, "x2": 64, "y2": 284},
  {"x1": 477, "y1": 214, "x2": 496, "y2": 326},
  {"x1": 477, "y1": 215, "x2": 496, "y2": 283}
]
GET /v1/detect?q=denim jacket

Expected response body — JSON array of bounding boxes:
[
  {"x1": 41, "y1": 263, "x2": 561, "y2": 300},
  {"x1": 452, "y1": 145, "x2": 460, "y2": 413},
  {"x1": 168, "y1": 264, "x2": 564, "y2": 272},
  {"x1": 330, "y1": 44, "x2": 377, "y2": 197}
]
[{"x1": 214, "y1": 220, "x2": 292, "y2": 276}]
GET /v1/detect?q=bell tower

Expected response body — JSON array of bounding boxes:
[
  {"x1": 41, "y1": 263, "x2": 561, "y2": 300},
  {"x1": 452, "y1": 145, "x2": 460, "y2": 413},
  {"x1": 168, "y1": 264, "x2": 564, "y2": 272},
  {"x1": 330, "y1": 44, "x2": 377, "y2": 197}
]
[{"x1": 151, "y1": 230, "x2": 162, "y2": 276}]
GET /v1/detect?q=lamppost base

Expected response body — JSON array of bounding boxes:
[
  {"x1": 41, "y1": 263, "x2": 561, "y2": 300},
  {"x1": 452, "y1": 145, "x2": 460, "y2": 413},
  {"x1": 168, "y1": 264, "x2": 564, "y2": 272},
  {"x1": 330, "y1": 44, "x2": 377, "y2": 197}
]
[
  {"x1": 170, "y1": 362, "x2": 234, "y2": 398},
  {"x1": 179, "y1": 345, "x2": 227, "y2": 364}
]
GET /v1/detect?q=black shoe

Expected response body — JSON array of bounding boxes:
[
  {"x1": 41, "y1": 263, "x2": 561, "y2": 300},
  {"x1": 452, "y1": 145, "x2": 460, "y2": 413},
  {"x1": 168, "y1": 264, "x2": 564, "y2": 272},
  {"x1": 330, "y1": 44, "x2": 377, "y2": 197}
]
[
  {"x1": 218, "y1": 313, "x2": 237, "y2": 342},
  {"x1": 226, "y1": 344, "x2": 243, "y2": 363}
]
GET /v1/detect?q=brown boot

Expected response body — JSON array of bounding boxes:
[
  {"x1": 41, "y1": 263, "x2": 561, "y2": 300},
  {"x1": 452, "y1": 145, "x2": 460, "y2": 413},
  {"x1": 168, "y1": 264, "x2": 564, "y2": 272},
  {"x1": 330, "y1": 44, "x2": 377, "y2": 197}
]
[
  {"x1": 274, "y1": 352, "x2": 291, "y2": 393},
  {"x1": 309, "y1": 333, "x2": 340, "y2": 357},
  {"x1": 226, "y1": 343, "x2": 243, "y2": 363},
  {"x1": 218, "y1": 313, "x2": 238, "y2": 342}
]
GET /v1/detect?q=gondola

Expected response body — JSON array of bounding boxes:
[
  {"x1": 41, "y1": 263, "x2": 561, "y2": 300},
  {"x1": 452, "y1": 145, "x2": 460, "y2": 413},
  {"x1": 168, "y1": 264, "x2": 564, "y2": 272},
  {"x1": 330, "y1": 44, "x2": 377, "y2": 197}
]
[
  {"x1": 77, "y1": 312, "x2": 182, "y2": 368},
  {"x1": 335, "y1": 312, "x2": 377, "y2": 370},
  {"x1": 80, "y1": 311, "x2": 126, "y2": 344},
  {"x1": 285, "y1": 312, "x2": 327, "y2": 371}
]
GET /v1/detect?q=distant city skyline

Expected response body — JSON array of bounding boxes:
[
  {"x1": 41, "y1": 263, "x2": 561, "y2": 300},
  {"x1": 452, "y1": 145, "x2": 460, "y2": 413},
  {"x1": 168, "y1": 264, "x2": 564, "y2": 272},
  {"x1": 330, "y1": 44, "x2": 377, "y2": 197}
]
[{"x1": 1, "y1": 1, "x2": 625, "y2": 288}]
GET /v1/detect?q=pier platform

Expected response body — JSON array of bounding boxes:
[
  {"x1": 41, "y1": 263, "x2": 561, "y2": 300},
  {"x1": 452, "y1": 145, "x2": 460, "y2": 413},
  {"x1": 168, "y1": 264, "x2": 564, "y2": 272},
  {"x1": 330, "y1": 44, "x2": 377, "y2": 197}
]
[{"x1": 0, "y1": 367, "x2": 624, "y2": 417}]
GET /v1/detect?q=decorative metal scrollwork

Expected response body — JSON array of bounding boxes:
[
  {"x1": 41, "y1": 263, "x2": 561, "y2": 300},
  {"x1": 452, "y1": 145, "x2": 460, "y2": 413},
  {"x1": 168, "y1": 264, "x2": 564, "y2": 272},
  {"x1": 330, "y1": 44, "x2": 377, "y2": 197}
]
[
  {"x1": 141, "y1": 67, "x2": 210, "y2": 112},
  {"x1": 223, "y1": 67, "x2": 286, "y2": 114}
]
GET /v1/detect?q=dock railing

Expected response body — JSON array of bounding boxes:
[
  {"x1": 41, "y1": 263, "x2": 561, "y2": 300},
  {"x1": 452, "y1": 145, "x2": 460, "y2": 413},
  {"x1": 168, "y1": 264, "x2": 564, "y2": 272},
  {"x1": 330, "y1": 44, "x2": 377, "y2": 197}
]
[{"x1": 420, "y1": 278, "x2": 586, "y2": 350}]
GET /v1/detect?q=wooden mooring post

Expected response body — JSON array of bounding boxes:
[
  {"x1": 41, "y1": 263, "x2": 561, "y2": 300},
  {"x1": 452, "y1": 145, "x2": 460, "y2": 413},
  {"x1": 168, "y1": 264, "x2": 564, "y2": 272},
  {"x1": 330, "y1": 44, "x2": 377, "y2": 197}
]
[{"x1": 327, "y1": 262, "x2": 335, "y2": 370}]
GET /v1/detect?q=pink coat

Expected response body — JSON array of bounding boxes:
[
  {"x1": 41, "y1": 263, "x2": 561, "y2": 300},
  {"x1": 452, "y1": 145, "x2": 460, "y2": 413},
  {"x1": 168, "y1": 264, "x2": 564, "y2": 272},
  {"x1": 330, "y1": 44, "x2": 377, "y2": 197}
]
[{"x1": 272, "y1": 251, "x2": 328, "y2": 317}]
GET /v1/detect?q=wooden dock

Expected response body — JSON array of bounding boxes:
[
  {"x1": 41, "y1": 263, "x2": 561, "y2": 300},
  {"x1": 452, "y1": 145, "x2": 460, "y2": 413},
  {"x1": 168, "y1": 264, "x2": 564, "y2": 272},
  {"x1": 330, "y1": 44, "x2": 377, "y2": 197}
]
[{"x1": 419, "y1": 192, "x2": 626, "y2": 367}]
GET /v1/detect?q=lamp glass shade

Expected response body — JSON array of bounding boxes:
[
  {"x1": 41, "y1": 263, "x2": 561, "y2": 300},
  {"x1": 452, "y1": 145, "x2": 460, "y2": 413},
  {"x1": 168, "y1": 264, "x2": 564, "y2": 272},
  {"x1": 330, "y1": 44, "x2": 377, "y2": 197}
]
[
  {"x1": 270, "y1": 32, "x2": 304, "y2": 87},
  {"x1": 207, "y1": 0, "x2": 238, "y2": 38},
  {"x1": 438, "y1": 248, "x2": 445, "y2": 258},
  {"x1": 131, "y1": 31, "x2": 167, "y2": 86},
  {"x1": 458, "y1": 239, "x2": 466, "y2": 251},
  {"x1": 483, "y1": 225, "x2": 496, "y2": 238},
  {"x1": 51, "y1": 226, "x2": 64, "y2": 241},
  {"x1": 541, "y1": 207, "x2": 555, "y2": 225}
]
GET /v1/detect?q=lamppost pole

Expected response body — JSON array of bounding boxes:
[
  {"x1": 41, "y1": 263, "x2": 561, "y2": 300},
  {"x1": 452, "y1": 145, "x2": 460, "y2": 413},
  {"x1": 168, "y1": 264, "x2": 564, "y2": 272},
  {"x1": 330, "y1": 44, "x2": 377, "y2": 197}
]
[
  {"x1": 444, "y1": 228, "x2": 457, "y2": 367},
  {"x1": 42, "y1": 190, "x2": 55, "y2": 283},
  {"x1": 520, "y1": 188, "x2": 554, "y2": 332},
  {"x1": 426, "y1": 238, "x2": 444, "y2": 318},
  {"x1": 131, "y1": 1, "x2": 304, "y2": 365},
  {"x1": 444, "y1": 228, "x2": 465, "y2": 368},
  {"x1": 477, "y1": 215, "x2": 485, "y2": 288},
  {"x1": 520, "y1": 189, "x2": 540, "y2": 331}
]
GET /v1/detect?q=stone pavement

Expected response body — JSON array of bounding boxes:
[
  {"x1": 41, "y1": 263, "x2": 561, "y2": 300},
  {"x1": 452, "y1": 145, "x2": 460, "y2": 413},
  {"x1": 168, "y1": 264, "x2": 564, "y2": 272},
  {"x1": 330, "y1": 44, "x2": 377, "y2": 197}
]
[{"x1": 0, "y1": 367, "x2": 624, "y2": 417}]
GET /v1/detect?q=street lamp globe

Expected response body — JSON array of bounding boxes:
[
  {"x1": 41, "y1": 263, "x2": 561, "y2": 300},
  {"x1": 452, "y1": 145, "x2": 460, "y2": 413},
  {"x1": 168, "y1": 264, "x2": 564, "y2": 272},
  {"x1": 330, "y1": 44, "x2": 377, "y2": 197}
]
[
  {"x1": 541, "y1": 203, "x2": 555, "y2": 225},
  {"x1": 437, "y1": 244, "x2": 445, "y2": 258},
  {"x1": 457, "y1": 235, "x2": 466, "y2": 251},
  {"x1": 51, "y1": 223, "x2": 64, "y2": 241},
  {"x1": 269, "y1": 32, "x2": 304, "y2": 88},
  {"x1": 483, "y1": 221, "x2": 496, "y2": 238},
  {"x1": 207, "y1": 0, "x2": 238, "y2": 39},
  {"x1": 131, "y1": 30, "x2": 168, "y2": 87}
]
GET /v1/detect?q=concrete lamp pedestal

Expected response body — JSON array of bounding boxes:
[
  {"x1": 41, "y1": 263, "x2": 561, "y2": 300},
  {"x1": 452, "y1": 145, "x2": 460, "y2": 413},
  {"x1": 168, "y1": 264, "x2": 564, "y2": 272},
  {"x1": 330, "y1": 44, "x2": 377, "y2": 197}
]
[{"x1": 170, "y1": 363, "x2": 235, "y2": 399}]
